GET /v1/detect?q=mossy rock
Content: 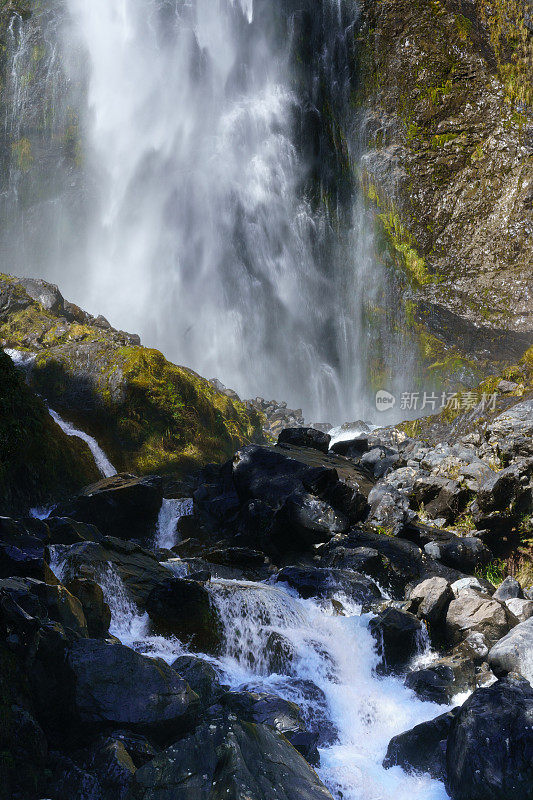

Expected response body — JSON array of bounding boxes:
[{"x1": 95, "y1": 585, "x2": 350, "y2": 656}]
[
  {"x1": 0, "y1": 274, "x2": 265, "y2": 477},
  {"x1": 0, "y1": 348, "x2": 99, "y2": 514}
]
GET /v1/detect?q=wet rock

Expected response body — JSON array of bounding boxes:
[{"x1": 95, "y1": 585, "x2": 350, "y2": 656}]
[
  {"x1": 46, "y1": 516, "x2": 104, "y2": 545},
  {"x1": 446, "y1": 676, "x2": 533, "y2": 800},
  {"x1": 0, "y1": 576, "x2": 88, "y2": 639},
  {"x1": 19, "y1": 276, "x2": 65, "y2": 315},
  {"x1": 369, "y1": 607, "x2": 425, "y2": 673},
  {"x1": 218, "y1": 690, "x2": 319, "y2": 763},
  {"x1": 488, "y1": 400, "x2": 533, "y2": 460},
  {"x1": 264, "y1": 631, "x2": 297, "y2": 674},
  {"x1": 145, "y1": 577, "x2": 222, "y2": 654},
  {"x1": 278, "y1": 427, "x2": 331, "y2": 453},
  {"x1": 423, "y1": 535, "x2": 491, "y2": 573},
  {"x1": 274, "y1": 491, "x2": 349, "y2": 548},
  {"x1": 46, "y1": 751, "x2": 102, "y2": 800},
  {"x1": 408, "y1": 577, "x2": 452, "y2": 626},
  {"x1": 54, "y1": 536, "x2": 171, "y2": 607},
  {"x1": 171, "y1": 655, "x2": 225, "y2": 706},
  {"x1": 493, "y1": 576, "x2": 523, "y2": 601},
  {"x1": 82, "y1": 736, "x2": 137, "y2": 799},
  {"x1": 108, "y1": 730, "x2": 157, "y2": 769},
  {"x1": 477, "y1": 464, "x2": 524, "y2": 512},
  {"x1": 383, "y1": 709, "x2": 458, "y2": 781},
  {"x1": 487, "y1": 616, "x2": 533, "y2": 681},
  {"x1": 128, "y1": 717, "x2": 334, "y2": 800},
  {"x1": 275, "y1": 565, "x2": 381, "y2": 606},
  {"x1": 56, "y1": 474, "x2": 164, "y2": 544},
  {"x1": 405, "y1": 664, "x2": 455, "y2": 704},
  {"x1": 65, "y1": 577, "x2": 111, "y2": 637},
  {"x1": 67, "y1": 638, "x2": 198, "y2": 738},
  {"x1": 445, "y1": 588, "x2": 516, "y2": 647}
]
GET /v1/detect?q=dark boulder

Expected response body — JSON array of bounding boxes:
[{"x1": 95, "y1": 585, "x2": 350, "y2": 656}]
[
  {"x1": 46, "y1": 516, "x2": 103, "y2": 545},
  {"x1": 446, "y1": 676, "x2": 533, "y2": 800},
  {"x1": 55, "y1": 474, "x2": 164, "y2": 544},
  {"x1": 218, "y1": 690, "x2": 319, "y2": 764},
  {"x1": 67, "y1": 638, "x2": 198, "y2": 739},
  {"x1": 65, "y1": 577, "x2": 111, "y2": 637},
  {"x1": 369, "y1": 607, "x2": 425, "y2": 673},
  {"x1": 405, "y1": 665, "x2": 456, "y2": 704},
  {"x1": 275, "y1": 565, "x2": 381, "y2": 606},
  {"x1": 383, "y1": 709, "x2": 458, "y2": 781},
  {"x1": 278, "y1": 427, "x2": 331, "y2": 453},
  {"x1": 171, "y1": 655, "x2": 225, "y2": 706},
  {"x1": 128, "y1": 718, "x2": 334, "y2": 800},
  {"x1": 274, "y1": 492, "x2": 349, "y2": 548},
  {"x1": 411, "y1": 475, "x2": 469, "y2": 523},
  {"x1": 145, "y1": 578, "x2": 222, "y2": 654}
]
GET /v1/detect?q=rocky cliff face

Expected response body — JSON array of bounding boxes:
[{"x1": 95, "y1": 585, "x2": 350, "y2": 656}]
[{"x1": 356, "y1": 0, "x2": 533, "y2": 373}]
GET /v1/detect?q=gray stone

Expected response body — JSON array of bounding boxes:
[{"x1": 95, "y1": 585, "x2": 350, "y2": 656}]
[
  {"x1": 445, "y1": 588, "x2": 516, "y2": 647},
  {"x1": 487, "y1": 616, "x2": 533, "y2": 683},
  {"x1": 408, "y1": 577, "x2": 452, "y2": 625}
]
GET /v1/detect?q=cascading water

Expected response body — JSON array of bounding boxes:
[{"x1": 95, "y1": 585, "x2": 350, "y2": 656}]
[
  {"x1": 48, "y1": 408, "x2": 117, "y2": 478},
  {"x1": 1, "y1": 0, "x2": 418, "y2": 424},
  {"x1": 154, "y1": 497, "x2": 193, "y2": 550}
]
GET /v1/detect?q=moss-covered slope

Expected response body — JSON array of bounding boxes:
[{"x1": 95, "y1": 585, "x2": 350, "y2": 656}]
[
  {"x1": 0, "y1": 347, "x2": 99, "y2": 514},
  {"x1": 356, "y1": 0, "x2": 533, "y2": 349},
  {"x1": 0, "y1": 274, "x2": 264, "y2": 476}
]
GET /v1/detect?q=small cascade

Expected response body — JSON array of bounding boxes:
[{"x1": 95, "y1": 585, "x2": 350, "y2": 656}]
[
  {"x1": 154, "y1": 497, "x2": 193, "y2": 550},
  {"x1": 48, "y1": 408, "x2": 116, "y2": 478},
  {"x1": 207, "y1": 579, "x2": 451, "y2": 800}
]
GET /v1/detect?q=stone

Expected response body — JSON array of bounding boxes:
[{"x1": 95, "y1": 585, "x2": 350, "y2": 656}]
[
  {"x1": 404, "y1": 665, "x2": 456, "y2": 704},
  {"x1": 369, "y1": 607, "x2": 425, "y2": 673},
  {"x1": 505, "y1": 597, "x2": 533, "y2": 622},
  {"x1": 56, "y1": 474, "x2": 165, "y2": 544},
  {"x1": 408, "y1": 577, "x2": 452, "y2": 625},
  {"x1": 493, "y1": 576, "x2": 523, "y2": 601},
  {"x1": 477, "y1": 465, "x2": 523, "y2": 513},
  {"x1": 275, "y1": 565, "x2": 381, "y2": 606},
  {"x1": 367, "y1": 483, "x2": 415, "y2": 529},
  {"x1": 128, "y1": 718, "x2": 334, "y2": 800},
  {"x1": 67, "y1": 638, "x2": 198, "y2": 738},
  {"x1": 446, "y1": 676, "x2": 533, "y2": 800},
  {"x1": 171, "y1": 655, "x2": 225, "y2": 706},
  {"x1": 65, "y1": 577, "x2": 111, "y2": 637},
  {"x1": 278, "y1": 427, "x2": 331, "y2": 453},
  {"x1": 275, "y1": 491, "x2": 349, "y2": 548},
  {"x1": 145, "y1": 577, "x2": 222, "y2": 654},
  {"x1": 445, "y1": 589, "x2": 516, "y2": 647},
  {"x1": 487, "y1": 616, "x2": 533, "y2": 683},
  {"x1": 383, "y1": 709, "x2": 458, "y2": 781}
]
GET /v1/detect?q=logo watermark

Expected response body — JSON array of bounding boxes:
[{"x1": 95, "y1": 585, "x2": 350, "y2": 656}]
[{"x1": 375, "y1": 390, "x2": 498, "y2": 413}]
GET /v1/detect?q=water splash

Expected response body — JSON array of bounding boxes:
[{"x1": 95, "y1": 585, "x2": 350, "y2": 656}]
[
  {"x1": 154, "y1": 497, "x2": 193, "y2": 550},
  {"x1": 48, "y1": 408, "x2": 116, "y2": 478}
]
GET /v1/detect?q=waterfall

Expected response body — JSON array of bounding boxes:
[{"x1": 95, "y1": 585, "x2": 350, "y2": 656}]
[
  {"x1": 154, "y1": 497, "x2": 193, "y2": 550},
  {"x1": 0, "y1": 0, "x2": 418, "y2": 425},
  {"x1": 48, "y1": 408, "x2": 117, "y2": 478}
]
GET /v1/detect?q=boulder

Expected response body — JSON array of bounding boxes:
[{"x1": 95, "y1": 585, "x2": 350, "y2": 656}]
[
  {"x1": 52, "y1": 537, "x2": 172, "y2": 607},
  {"x1": 171, "y1": 655, "x2": 225, "y2": 706},
  {"x1": 445, "y1": 588, "x2": 516, "y2": 647},
  {"x1": 369, "y1": 607, "x2": 425, "y2": 673},
  {"x1": 217, "y1": 690, "x2": 319, "y2": 764},
  {"x1": 275, "y1": 491, "x2": 349, "y2": 548},
  {"x1": 487, "y1": 616, "x2": 533, "y2": 682},
  {"x1": 65, "y1": 578, "x2": 111, "y2": 637},
  {"x1": 128, "y1": 718, "x2": 334, "y2": 800},
  {"x1": 46, "y1": 516, "x2": 104, "y2": 545},
  {"x1": 367, "y1": 483, "x2": 415, "y2": 529},
  {"x1": 0, "y1": 576, "x2": 88, "y2": 639},
  {"x1": 504, "y1": 597, "x2": 533, "y2": 622},
  {"x1": 404, "y1": 664, "x2": 456, "y2": 704},
  {"x1": 383, "y1": 709, "x2": 458, "y2": 781},
  {"x1": 145, "y1": 578, "x2": 222, "y2": 653},
  {"x1": 275, "y1": 565, "x2": 381, "y2": 606},
  {"x1": 56, "y1": 474, "x2": 164, "y2": 544},
  {"x1": 477, "y1": 464, "x2": 523, "y2": 512},
  {"x1": 408, "y1": 577, "x2": 453, "y2": 626},
  {"x1": 423, "y1": 535, "x2": 491, "y2": 573},
  {"x1": 278, "y1": 427, "x2": 331, "y2": 453},
  {"x1": 488, "y1": 399, "x2": 533, "y2": 460},
  {"x1": 493, "y1": 576, "x2": 523, "y2": 601},
  {"x1": 446, "y1": 676, "x2": 533, "y2": 800},
  {"x1": 411, "y1": 475, "x2": 469, "y2": 523},
  {"x1": 67, "y1": 638, "x2": 198, "y2": 738}
]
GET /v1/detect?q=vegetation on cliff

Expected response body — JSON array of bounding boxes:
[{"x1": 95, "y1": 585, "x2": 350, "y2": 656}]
[{"x1": 0, "y1": 274, "x2": 264, "y2": 476}]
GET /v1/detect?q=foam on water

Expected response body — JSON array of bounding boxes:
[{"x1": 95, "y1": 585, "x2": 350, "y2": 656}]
[{"x1": 208, "y1": 579, "x2": 451, "y2": 800}]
